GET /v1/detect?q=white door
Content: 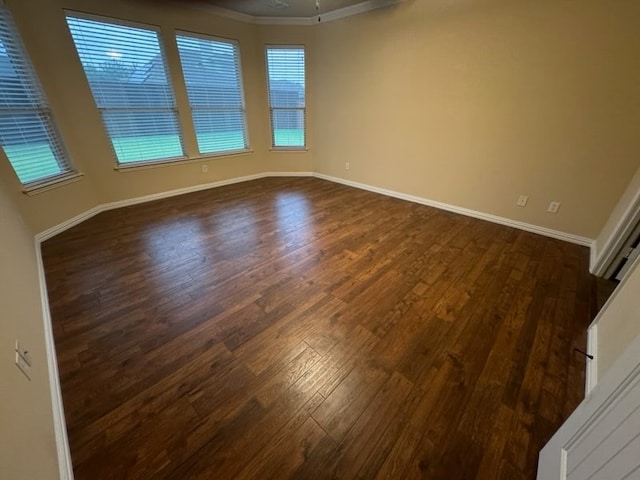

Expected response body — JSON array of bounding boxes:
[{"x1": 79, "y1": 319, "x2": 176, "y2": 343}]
[{"x1": 537, "y1": 332, "x2": 640, "y2": 480}]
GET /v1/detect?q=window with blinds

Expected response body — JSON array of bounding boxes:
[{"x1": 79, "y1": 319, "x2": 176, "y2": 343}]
[
  {"x1": 176, "y1": 33, "x2": 248, "y2": 155},
  {"x1": 265, "y1": 46, "x2": 305, "y2": 149},
  {"x1": 66, "y1": 14, "x2": 184, "y2": 165},
  {"x1": 0, "y1": 5, "x2": 74, "y2": 186}
]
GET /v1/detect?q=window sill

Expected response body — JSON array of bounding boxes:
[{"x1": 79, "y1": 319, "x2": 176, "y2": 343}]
[
  {"x1": 115, "y1": 149, "x2": 254, "y2": 172},
  {"x1": 269, "y1": 147, "x2": 309, "y2": 152},
  {"x1": 22, "y1": 172, "x2": 85, "y2": 196}
]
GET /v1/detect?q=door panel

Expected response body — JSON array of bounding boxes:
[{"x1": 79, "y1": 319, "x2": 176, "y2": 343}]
[{"x1": 537, "y1": 333, "x2": 640, "y2": 480}]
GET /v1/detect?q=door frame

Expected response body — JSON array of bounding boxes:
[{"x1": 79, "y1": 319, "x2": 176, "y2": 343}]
[{"x1": 591, "y1": 184, "x2": 640, "y2": 277}]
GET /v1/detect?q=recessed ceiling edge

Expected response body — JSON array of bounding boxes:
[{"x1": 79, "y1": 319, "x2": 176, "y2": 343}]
[{"x1": 195, "y1": 0, "x2": 403, "y2": 26}]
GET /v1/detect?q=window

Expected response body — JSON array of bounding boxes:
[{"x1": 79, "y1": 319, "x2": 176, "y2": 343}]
[
  {"x1": 176, "y1": 33, "x2": 248, "y2": 155},
  {"x1": 0, "y1": 5, "x2": 74, "y2": 186},
  {"x1": 265, "y1": 46, "x2": 305, "y2": 149},
  {"x1": 66, "y1": 14, "x2": 184, "y2": 165}
]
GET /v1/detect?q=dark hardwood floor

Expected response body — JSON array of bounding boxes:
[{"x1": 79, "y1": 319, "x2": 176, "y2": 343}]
[{"x1": 43, "y1": 177, "x2": 595, "y2": 479}]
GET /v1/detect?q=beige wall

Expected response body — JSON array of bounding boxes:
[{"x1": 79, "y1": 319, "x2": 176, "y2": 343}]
[
  {"x1": 596, "y1": 256, "x2": 640, "y2": 380},
  {"x1": 5, "y1": 0, "x2": 639, "y2": 238},
  {"x1": 313, "y1": 0, "x2": 640, "y2": 239},
  {"x1": 1, "y1": 0, "x2": 640, "y2": 474},
  {"x1": 4, "y1": 0, "x2": 312, "y2": 234},
  {"x1": 0, "y1": 176, "x2": 59, "y2": 478}
]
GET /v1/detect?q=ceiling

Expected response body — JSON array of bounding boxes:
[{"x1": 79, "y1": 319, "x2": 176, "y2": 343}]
[
  {"x1": 130, "y1": 0, "x2": 400, "y2": 23},
  {"x1": 213, "y1": 0, "x2": 365, "y2": 18}
]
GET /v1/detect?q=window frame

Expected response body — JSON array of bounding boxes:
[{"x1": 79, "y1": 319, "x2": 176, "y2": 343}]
[
  {"x1": 0, "y1": 3, "x2": 77, "y2": 192},
  {"x1": 175, "y1": 30, "x2": 250, "y2": 157},
  {"x1": 264, "y1": 44, "x2": 306, "y2": 151},
  {"x1": 65, "y1": 11, "x2": 187, "y2": 168}
]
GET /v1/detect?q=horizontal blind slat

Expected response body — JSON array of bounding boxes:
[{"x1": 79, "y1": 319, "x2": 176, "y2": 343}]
[
  {"x1": 176, "y1": 33, "x2": 248, "y2": 154},
  {"x1": 265, "y1": 47, "x2": 305, "y2": 148},
  {"x1": 66, "y1": 14, "x2": 185, "y2": 163},
  {"x1": 0, "y1": 5, "x2": 72, "y2": 185}
]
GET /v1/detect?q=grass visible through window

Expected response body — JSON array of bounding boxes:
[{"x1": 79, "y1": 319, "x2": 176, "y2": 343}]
[
  {"x1": 8, "y1": 129, "x2": 301, "y2": 178},
  {"x1": 273, "y1": 128, "x2": 304, "y2": 148},
  {"x1": 3, "y1": 143, "x2": 64, "y2": 183}
]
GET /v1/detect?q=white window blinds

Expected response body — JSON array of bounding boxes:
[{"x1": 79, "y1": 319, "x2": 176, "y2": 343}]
[
  {"x1": 0, "y1": 5, "x2": 73, "y2": 186},
  {"x1": 265, "y1": 46, "x2": 305, "y2": 148},
  {"x1": 176, "y1": 33, "x2": 248, "y2": 155},
  {"x1": 66, "y1": 14, "x2": 184, "y2": 164}
]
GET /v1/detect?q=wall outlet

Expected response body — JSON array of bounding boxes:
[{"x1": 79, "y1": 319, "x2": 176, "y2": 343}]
[
  {"x1": 548, "y1": 201, "x2": 561, "y2": 213},
  {"x1": 516, "y1": 195, "x2": 528, "y2": 207},
  {"x1": 345, "y1": 162, "x2": 350, "y2": 171},
  {"x1": 201, "y1": 165, "x2": 208, "y2": 173}
]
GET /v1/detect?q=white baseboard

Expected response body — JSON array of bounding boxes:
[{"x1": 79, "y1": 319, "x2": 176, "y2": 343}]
[
  {"x1": 36, "y1": 206, "x2": 103, "y2": 243},
  {"x1": 37, "y1": 170, "x2": 591, "y2": 247},
  {"x1": 586, "y1": 324, "x2": 598, "y2": 395},
  {"x1": 99, "y1": 172, "x2": 268, "y2": 213},
  {"x1": 34, "y1": 240, "x2": 74, "y2": 480},
  {"x1": 313, "y1": 173, "x2": 594, "y2": 247},
  {"x1": 35, "y1": 172, "x2": 314, "y2": 241},
  {"x1": 266, "y1": 171, "x2": 314, "y2": 177},
  {"x1": 590, "y1": 246, "x2": 598, "y2": 275}
]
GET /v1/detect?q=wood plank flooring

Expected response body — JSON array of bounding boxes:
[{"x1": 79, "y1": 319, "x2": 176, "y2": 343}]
[{"x1": 42, "y1": 177, "x2": 595, "y2": 479}]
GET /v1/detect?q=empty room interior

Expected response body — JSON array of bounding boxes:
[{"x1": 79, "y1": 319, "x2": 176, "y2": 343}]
[{"x1": 2, "y1": 0, "x2": 640, "y2": 478}]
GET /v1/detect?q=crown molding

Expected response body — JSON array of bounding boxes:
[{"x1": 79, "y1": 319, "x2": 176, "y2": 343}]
[
  {"x1": 319, "y1": 0, "x2": 397, "y2": 23},
  {"x1": 196, "y1": 0, "x2": 400, "y2": 26}
]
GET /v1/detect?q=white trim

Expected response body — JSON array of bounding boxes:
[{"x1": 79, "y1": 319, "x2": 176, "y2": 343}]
[
  {"x1": 264, "y1": 171, "x2": 313, "y2": 177},
  {"x1": 37, "y1": 206, "x2": 103, "y2": 242},
  {"x1": 193, "y1": 5, "x2": 258, "y2": 24},
  {"x1": 255, "y1": 15, "x2": 315, "y2": 26},
  {"x1": 590, "y1": 245, "x2": 598, "y2": 275},
  {"x1": 313, "y1": 173, "x2": 593, "y2": 247},
  {"x1": 36, "y1": 172, "x2": 314, "y2": 240},
  {"x1": 319, "y1": 0, "x2": 402, "y2": 23},
  {"x1": 195, "y1": 0, "x2": 402, "y2": 26},
  {"x1": 101, "y1": 173, "x2": 270, "y2": 212},
  {"x1": 23, "y1": 173, "x2": 84, "y2": 196},
  {"x1": 64, "y1": 9, "x2": 164, "y2": 32},
  {"x1": 586, "y1": 324, "x2": 598, "y2": 395},
  {"x1": 590, "y1": 186, "x2": 640, "y2": 276},
  {"x1": 35, "y1": 240, "x2": 74, "y2": 480},
  {"x1": 37, "y1": 171, "x2": 592, "y2": 246},
  {"x1": 269, "y1": 148, "x2": 310, "y2": 152},
  {"x1": 196, "y1": 4, "x2": 315, "y2": 25}
]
